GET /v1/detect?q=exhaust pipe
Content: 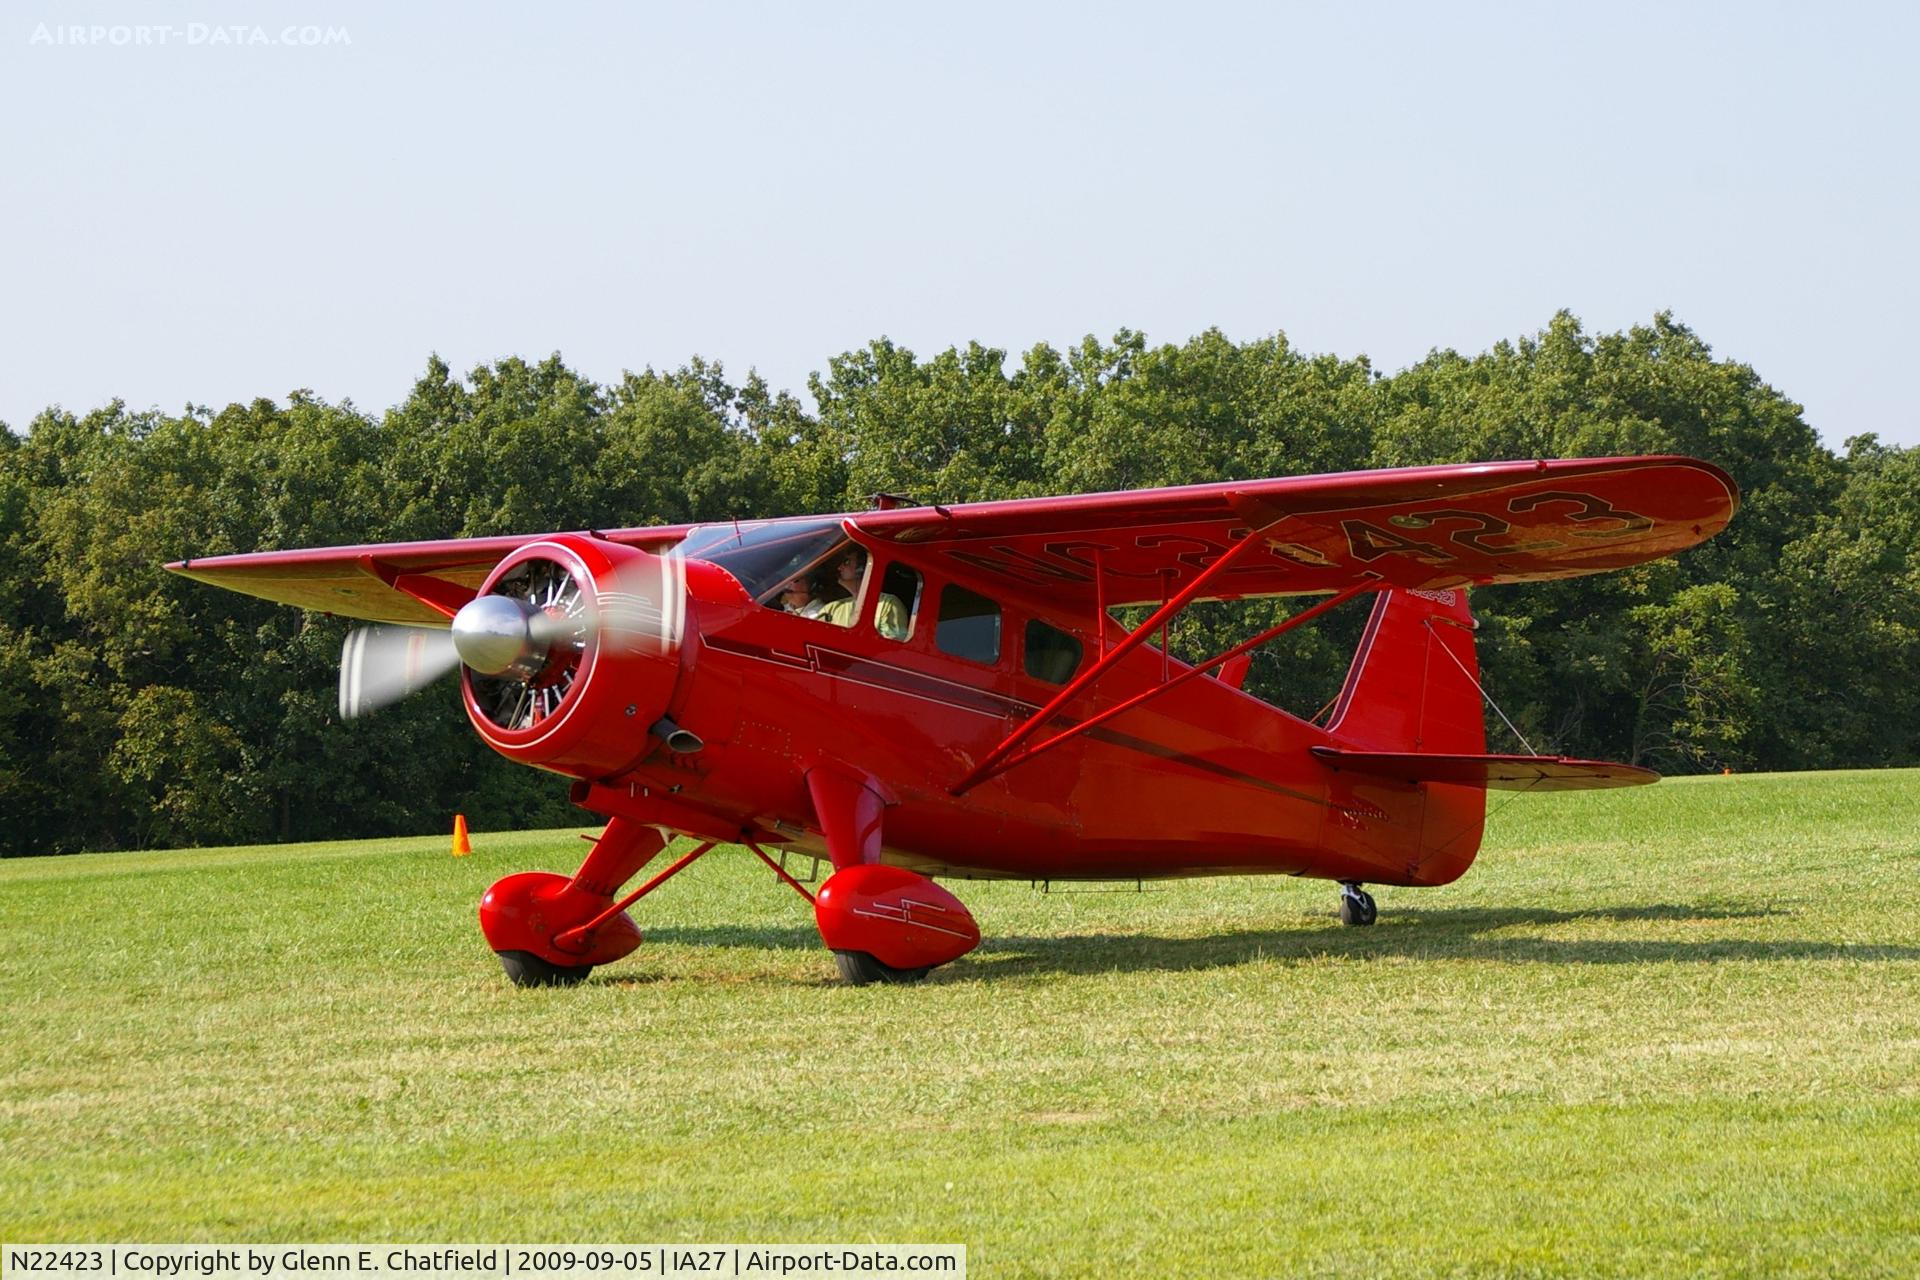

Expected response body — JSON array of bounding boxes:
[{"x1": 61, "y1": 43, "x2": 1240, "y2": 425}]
[{"x1": 650, "y1": 717, "x2": 703, "y2": 754}]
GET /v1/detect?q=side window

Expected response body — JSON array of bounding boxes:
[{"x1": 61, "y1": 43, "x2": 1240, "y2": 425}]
[
  {"x1": 875, "y1": 563, "x2": 923, "y2": 641},
  {"x1": 936, "y1": 584, "x2": 1001, "y2": 665},
  {"x1": 1024, "y1": 619, "x2": 1083, "y2": 684}
]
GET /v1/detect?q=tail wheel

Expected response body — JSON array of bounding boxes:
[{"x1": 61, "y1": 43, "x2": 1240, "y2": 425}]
[
  {"x1": 1338, "y1": 883, "x2": 1378, "y2": 927},
  {"x1": 833, "y1": 950, "x2": 932, "y2": 985}
]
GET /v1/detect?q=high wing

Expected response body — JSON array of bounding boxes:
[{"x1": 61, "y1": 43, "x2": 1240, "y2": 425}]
[
  {"x1": 852, "y1": 456, "x2": 1738, "y2": 606},
  {"x1": 168, "y1": 456, "x2": 1736, "y2": 624},
  {"x1": 168, "y1": 527, "x2": 690, "y2": 625}
]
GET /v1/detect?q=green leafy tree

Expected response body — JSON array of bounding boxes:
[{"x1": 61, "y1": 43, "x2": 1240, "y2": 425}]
[
  {"x1": 2, "y1": 318, "x2": 1913, "y2": 856},
  {"x1": 1760, "y1": 437, "x2": 1920, "y2": 766},
  {"x1": 1625, "y1": 583, "x2": 1759, "y2": 769}
]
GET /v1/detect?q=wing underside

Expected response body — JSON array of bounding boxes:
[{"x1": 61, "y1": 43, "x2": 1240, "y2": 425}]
[{"x1": 168, "y1": 528, "x2": 689, "y2": 624}]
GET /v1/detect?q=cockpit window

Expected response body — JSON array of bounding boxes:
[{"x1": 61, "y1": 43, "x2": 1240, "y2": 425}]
[
  {"x1": 1024, "y1": 619, "x2": 1083, "y2": 684},
  {"x1": 937, "y1": 584, "x2": 1002, "y2": 664},
  {"x1": 679, "y1": 520, "x2": 847, "y2": 605}
]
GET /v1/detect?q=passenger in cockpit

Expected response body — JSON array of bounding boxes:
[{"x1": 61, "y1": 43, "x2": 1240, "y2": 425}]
[{"x1": 778, "y1": 573, "x2": 829, "y2": 619}]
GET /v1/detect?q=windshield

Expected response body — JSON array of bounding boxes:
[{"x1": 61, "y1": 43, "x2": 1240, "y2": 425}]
[{"x1": 679, "y1": 519, "x2": 849, "y2": 604}]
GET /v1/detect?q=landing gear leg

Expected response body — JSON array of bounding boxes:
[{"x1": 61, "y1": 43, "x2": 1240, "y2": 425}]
[
  {"x1": 1338, "y1": 881, "x2": 1377, "y2": 927},
  {"x1": 804, "y1": 766, "x2": 979, "y2": 983}
]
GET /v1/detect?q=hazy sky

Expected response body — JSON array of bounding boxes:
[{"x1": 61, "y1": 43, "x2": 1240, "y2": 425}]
[{"x1": 3, "y1": 0, "x2": 1915, "y2": 448}]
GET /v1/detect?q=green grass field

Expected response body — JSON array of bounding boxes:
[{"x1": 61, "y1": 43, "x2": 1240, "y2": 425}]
[{"x1": 4, "y1": 770, "x2": 1919, "y2": 1277}]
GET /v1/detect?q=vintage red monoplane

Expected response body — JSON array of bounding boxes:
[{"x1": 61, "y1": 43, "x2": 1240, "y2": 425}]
[{"x1": 171, "y1": 456, "x2": 1737, "y2": 984}]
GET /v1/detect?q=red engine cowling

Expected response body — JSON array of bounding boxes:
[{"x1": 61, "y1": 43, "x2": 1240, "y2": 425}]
[{"x1": 461, "y1": 535, "x2": 687, "y2": 778}]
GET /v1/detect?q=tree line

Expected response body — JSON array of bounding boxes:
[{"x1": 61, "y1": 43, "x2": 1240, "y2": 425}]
[{"x1": 2, "y1": 312, "x2": 1914, "y2": 856}]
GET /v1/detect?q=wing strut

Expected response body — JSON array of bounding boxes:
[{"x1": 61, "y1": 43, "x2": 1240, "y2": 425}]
[
  {"x1": 949, "y1": 510, "x2": 1371, "y2": 795},
  {"x1": 357, "y1": 554, "x2": 478, "y2": 619},
  {"x1": 954, "y1": 579, "x2": 1381, "y2": 795}
]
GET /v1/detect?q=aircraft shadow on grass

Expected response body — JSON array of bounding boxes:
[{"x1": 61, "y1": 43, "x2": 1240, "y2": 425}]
[{"x1": 626, "y1": 903, "x2": 1920, "y2": 983}]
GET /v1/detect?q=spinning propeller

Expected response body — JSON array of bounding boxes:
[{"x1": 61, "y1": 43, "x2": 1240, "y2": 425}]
[{"x1": 337, "y1": 545, "x2": 684, "y2": 723}]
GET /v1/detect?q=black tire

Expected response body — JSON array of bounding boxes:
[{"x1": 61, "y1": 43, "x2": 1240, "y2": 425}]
[
  {"x1": 833, "y1": 950, "x2": 932, "y2": 986},
  {"x1": 1338, "y1": 889, "x2": 1378, "y2": 928},
  {"x1": 498, "y1": 949, "x2": 594, "y2": 988}
]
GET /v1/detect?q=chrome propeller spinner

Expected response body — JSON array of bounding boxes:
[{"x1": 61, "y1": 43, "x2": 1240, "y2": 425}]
[{"x1": 336, "y1": 546, "x2": 675, "y2": 725}]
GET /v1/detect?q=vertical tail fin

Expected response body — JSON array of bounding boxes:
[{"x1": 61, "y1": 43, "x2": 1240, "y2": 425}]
[
  {"x1": 1324, "y1": 587, "x2": 1488, "y2": 885},
  {"x1": 1327, "y1": 587, "x2": 1486, "y2": 754}
]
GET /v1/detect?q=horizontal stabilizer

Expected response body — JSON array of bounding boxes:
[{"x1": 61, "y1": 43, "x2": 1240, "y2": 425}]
[{"x1": 1311, "y1": 747, "x2": 1659, "y2": 791}]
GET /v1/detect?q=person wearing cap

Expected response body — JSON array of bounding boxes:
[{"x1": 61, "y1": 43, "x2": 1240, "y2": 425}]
[{"x1": 778, "y1": 574, "x2": 829, "y2": 619}]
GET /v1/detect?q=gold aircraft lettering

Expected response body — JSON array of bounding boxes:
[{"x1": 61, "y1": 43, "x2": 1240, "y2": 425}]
[
  {"x1": 1386, "y1": 507, "x2": 1561, "y2": 556},
  {"x1": 1339, "y1": 520, "x2": 1452, "y2": 564},
  {"x1": 1507, "y1": 490, "x2": 1654, "y2": 539}
]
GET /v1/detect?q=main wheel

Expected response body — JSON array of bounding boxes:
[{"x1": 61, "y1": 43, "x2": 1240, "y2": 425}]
[
  {"x1": 1338, "y1": 887, "x2": 1378, "y2": 927},
  {"x1": 497, "y1": 949, "x2": 595, "y2": 987},
  {"x1": 833, "y1": 950, "x2": 932, "y2": 986}
]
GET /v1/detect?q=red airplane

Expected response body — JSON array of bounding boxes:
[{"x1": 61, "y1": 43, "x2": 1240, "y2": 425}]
[{"x1": 171, "y1": 456, "x2": 1738, "y2": 985}]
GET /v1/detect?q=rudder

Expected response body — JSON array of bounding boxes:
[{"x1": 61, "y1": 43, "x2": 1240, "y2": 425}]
[
  {"x1": 1327, "y1": 587, "x2": 1485, "y2": 755},
  {"x1": 1325, "y1": 587, "x2": 1486, "y2": 884}
]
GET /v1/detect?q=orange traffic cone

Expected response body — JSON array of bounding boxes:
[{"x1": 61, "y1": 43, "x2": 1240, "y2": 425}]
[{"x1": 451, "y1": 814, "x2": 472, "y2": 857}]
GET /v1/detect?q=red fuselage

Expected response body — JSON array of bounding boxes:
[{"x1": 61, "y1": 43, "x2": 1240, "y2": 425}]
[{"x1": 590, "y1": 554, "x2": 1483, "y2": 889}]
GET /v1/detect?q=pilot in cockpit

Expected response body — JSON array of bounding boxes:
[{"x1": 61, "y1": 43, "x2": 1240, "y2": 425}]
[{"x1": 818, "y1": 545, "x2": 908, "y2": 640}]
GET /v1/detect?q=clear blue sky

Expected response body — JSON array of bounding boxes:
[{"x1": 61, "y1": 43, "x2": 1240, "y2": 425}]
[{"x1": 3, "y1": 0, "x2": 1915, "y2": 447}]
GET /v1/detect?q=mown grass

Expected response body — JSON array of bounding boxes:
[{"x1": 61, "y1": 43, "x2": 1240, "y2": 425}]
[{"x1": 3, "y1": 770, "x2": 1918, "y2": 1277}]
